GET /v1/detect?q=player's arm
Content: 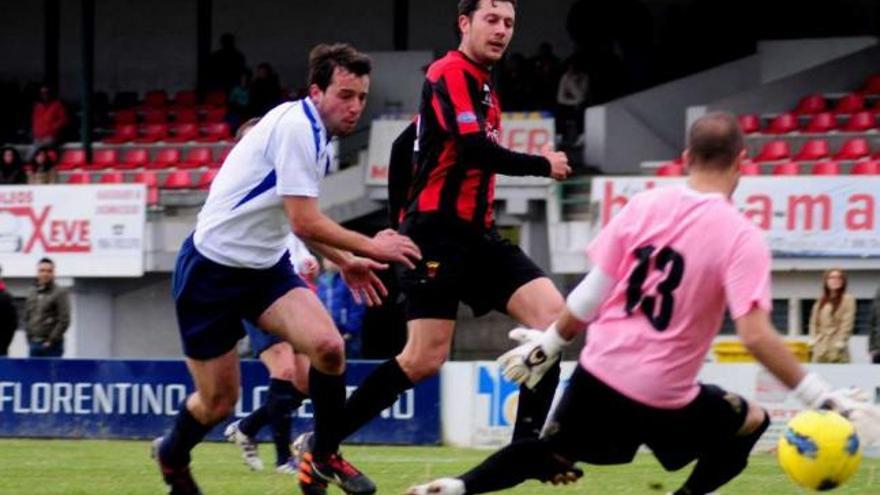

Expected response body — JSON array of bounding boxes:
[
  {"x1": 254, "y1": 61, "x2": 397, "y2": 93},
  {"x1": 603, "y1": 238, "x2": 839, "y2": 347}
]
[{"x1": 435, "y1": 70, "x2": 569, "y2": 180}]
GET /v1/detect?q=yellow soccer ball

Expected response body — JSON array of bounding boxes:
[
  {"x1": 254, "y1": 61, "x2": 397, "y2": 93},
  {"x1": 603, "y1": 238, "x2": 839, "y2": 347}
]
[{"x1": 777, "y1": 410, "x2": 862, "y2": 491}]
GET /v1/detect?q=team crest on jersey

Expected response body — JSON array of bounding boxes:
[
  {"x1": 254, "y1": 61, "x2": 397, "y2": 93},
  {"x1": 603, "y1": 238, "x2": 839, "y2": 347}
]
[
  {"x1": 457, "y1": 112, "x2": 478, "y2": 124},
  {"x1": 425, "y1": 261, "x2": 440, "y2": 278}
]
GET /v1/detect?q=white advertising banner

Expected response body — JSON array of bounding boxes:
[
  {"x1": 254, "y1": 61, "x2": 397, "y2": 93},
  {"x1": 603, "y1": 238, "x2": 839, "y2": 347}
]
[
  {"x1": 365, "y1": 115, "x2": 555, "y2": 186},
  {"x1": 590, "y1": 177, "x2": 880, "y2": 257},
  {"x1": 0, "y1": 184, "x2": 147, "y2": 277},
  {"x1": 442, "y1": 361, "x2": 880, "y2": 457}
]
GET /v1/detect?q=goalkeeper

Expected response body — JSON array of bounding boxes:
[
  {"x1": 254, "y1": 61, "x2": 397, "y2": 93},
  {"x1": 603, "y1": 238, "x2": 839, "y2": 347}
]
[{"x1": 407, "y1": 112, "x2": 880, "y2": 495}]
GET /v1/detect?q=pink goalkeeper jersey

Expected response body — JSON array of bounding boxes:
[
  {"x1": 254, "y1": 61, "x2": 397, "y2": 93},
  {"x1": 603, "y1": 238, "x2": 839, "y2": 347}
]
[{"x1": 581, "y1": 184, "x2": 772, "y2": 409}]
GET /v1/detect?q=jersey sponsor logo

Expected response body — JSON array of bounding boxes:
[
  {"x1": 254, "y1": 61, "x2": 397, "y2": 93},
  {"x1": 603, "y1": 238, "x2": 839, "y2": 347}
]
[{"x1": 457, "y1": 112, "x2": 478, "y2": 124}]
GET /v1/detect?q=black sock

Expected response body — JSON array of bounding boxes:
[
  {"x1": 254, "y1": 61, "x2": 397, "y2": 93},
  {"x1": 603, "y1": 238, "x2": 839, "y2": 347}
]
[
  {"x1": 239, "y1": 404, "x2": 270, "y2": 438},
  {"x1": 512, "y1": 360, "x2": 561, "y2": 441},
  {"x1": 676, "y1": 412, "x2": 770, "y2": 495},
  {"x1": 341, "y1": 358, "x2": 414, "y2": 440},
  {"x1": 309, "y1": 367, "x2": 346, "y2": 458},
  {"x1": 159, "y1": 400, "x2": 214, "y2": 468},
  {"x1": 461, "y1": 438, "x2": 581, "y2": 493},
  {"x1": 266, "y1": 378, "x2": 307, "y2": 465}
]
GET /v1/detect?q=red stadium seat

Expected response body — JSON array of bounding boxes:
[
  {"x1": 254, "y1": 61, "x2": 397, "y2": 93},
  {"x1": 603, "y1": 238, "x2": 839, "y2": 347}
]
[
  {"x1": 810, "y1": 160, "x2": 840, "y2": 175},
  {"x1": 174, "y1": 90, "x2": 198, "y2": 107},
  {"x1": 143, "y1": 90, "x2": 168, "y2": 108},
  {"x1": 181, "y1": 147, "x2": 214, "y2": 168},
  {"x1": 143, "y1": 109, "x2": 168, "y2": 124},
  {"x1": 203, "y1": 107, "x2": 226, "y2": 123},
  {"x1": 60, "y1": 149, "x2": 87, "y2": 168},
  {"x1": 204, "y1": 90, "x2": 227, "y2": 107},
  {"x1": 765, "y1": 113, "x2": 798, "y2": 134},
  {"x1": 166, "y1": 123, "x2": 200, "y2": 143},
  {"x1": 851, "y1": 160, "x2": 880, "y2": 175},
  {"x1": 771, "y1": 161, "x2": 800, "y2": 176},
  {"x1": 134, "y1": 124, "x2": 169, "y2": 143},
  {"x1": 103, "y1": 124, "x2": 138, "y2": 144},
  {"x1": 147, "y1": 148, "x2": 181, "y2": 169},
  {"x1": 213, "y1": 147, "x2": 232, "y2": 168},
  {"x1": 99, "y1": 172, "x2": 125, "y2": 183},
  {"x1": 833, "y1": 138, "x2": 871, "y2": 160},
  {"x1": 738, "y1": 114, "x2": 761, "y2": 134},
  {"x1": 753, "y1": 140, "x2": 790, "y2": 162},
  {"x1": 84, "y1": 149, "x2": 118, "y2": 171},
  {"x1": 792, "y1": 139, "x2": 829, "y2": 161},
  {"x1": 198, "y1": 122, "x2": 231, "y2": 142},
  {"x1": 162, "y1": 171, "x2": 194, "y2": 189},
  {"x1": 112, "y1": 109, "x2": 137, "y2": 125},
  {"x1": 834, "y1": 93, "x2": 865, "y2": 114},
  {"x1": 66, "y1": 172, "x2": 91, "y2": 184},
  {"x1": 794, "y1": 94, "x2": 826, "y2": 114},
  {"x1": 174, "y1": 108, "x2": 199, "y2": 123},
  {"x1": 655, "y1": 162, "x2": 683, "y2": 176},
  {"x1": 803, "y1": 112, "x2": 837, "y2": 133},
  {"x1": 841, "y1": 111, "x2": 877, "y2": 132},
  {"x1": 134, "y1": 171, "x2": 159, "y2": 205},
  {"x1": 197, "y1": 169, "x2": 218, "y2": 189},
  {"x1": 862, "y1": 74, "x2": 880, "y2": 95},
  {"x1": 118, "y1": 149, "x2": 149, "y2": 170},
  {"x1": 739, "y1": 160, "x2": 760, "y2": 175}
]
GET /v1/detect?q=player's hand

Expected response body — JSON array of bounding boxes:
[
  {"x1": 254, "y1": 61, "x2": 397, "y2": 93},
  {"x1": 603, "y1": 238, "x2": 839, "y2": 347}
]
[
  {"x1": 820, "y1": 388, "x2": 880, "y2": 446},
  {"x1": 297, "y1": 256, "x2": 320, "y2": 283},
  {"x1": 497, "y1": 325, "x2": 569, "y2": 389},
  {"x1": 340, "y1": 256, "x2": 389, "y2": 307},
  {"x1": 369, "y1": 231, "x2": 421, "y2": 269},
  {"x1": 540, "y1": 143, "x2": 571, "y2": 181}
]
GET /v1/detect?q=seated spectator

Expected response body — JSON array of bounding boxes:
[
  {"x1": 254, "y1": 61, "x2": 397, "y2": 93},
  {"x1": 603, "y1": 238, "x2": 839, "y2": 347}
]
[
  {"x1": 249, "y1": 62, "x2": 282, "y2": 117},
  {"x1": 32, "y1": 84, "x2": 69, "y2": 149},
  {"x1": 316, "y1": 258, "x2": 365, "y2": 359},
  {"x1": 0, "y1": 146, "x2": 27, "y2": 184},
  {"x1": 809, "y1": 269, "x2": 855, "y2": 363},
  {"x1": 29, "y1": 146, "x2": 58, "y2": 184},
  {"x1": 227, "y1": 68, "x2": 252, "y2": 129}
]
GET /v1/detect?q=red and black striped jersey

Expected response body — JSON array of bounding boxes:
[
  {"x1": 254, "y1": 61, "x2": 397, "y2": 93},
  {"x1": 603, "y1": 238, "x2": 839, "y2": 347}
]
[{"x1": 405, "y1": 50, "x2": 549, "y2": 229}]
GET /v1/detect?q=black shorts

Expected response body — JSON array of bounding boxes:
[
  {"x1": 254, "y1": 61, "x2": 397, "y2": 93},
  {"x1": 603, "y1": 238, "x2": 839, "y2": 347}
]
[
  {"x1": 398, "y1": 214, "x2": 546, "y2": 320},
  {"x1": 544, "y1": 366, "x2": 748, "y2": 471}
]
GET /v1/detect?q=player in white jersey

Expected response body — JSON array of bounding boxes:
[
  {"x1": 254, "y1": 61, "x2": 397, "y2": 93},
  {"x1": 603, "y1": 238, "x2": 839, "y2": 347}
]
[
  {"x1": 406, "y1": 113, "x2": 880, "y2": 495},
  {"x1": 152, "y1": 44, "x2": 420, "y2": 495}
]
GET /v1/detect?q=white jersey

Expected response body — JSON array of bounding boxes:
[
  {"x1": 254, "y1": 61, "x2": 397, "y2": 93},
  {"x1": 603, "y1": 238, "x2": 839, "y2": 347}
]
[{"x1": 194, "y1": 98, "x2": 332, "y2": 268}]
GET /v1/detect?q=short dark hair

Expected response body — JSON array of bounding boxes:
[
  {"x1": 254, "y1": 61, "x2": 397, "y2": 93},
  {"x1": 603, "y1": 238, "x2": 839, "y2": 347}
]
[
  {"x1": 458, "y1": 0, "x2": 517, "y2": 18},
  {"x1": 687, "y1": 112, "x2": 743, "y2": 169},
  {"x1": 38, "y1": 257, "x2": 54, "y2": 266},
  {"x1": 307, "y1": 43, "x2": 372, "y2": 91}
]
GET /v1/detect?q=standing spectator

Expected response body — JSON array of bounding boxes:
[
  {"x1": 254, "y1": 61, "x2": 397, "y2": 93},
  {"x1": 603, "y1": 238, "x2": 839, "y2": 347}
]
[
  {"x1": 556, "y1": 56, "x2": 590, "y2": 145},
  {"x1": 531, "y1": 43, "x2": 561, "y2": 110},
  {"x1": 248, "y1": 62, "x2": 282, "y2": 117},
  {"x1": 0, "y1": 146, "x2": 28, "y2": 184},
  {"x1": 869, "y1": 285, "x2": 880, "y2": 364},
  {"x1": 317, "y1": 258, "x2": 365, "y2": 358},
  {"x1": 25, "y1": 258, "x2": 70, "y2": 358},
  {"x1": 809, "y1": 269, "x2": 855, "y2": 363},
  {"x1": 31, "y1": 84, "x2": 68, "y2": 150},
  {"x1": 208, "y1": 33, "x2": 247, "y2": 92},
  {"x1": 28, "y1": 146, "x2": 58, "y2": 184},
  {"x1": 0, "y1": 265, "x2": 18, "y2": 357}
]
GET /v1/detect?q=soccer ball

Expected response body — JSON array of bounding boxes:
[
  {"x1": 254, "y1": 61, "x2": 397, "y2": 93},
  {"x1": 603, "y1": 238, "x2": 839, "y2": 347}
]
[{"x1": 777, "y1": 410, "x2": 862, "y2": 491}]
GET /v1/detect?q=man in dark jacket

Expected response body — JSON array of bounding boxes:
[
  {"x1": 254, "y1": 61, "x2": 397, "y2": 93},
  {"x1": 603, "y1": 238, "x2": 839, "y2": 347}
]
[
  {"x1": 25, "y1": 258, "x2": 70, "y2": 357},
  {"x1": 0, "y1": 265, "x2": 18, "y2": 356}
]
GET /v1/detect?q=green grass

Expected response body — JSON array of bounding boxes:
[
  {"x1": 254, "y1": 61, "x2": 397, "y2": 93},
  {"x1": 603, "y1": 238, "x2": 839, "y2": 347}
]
[{"x1": 0, "y1": 439, "x2": 878, "y2": 494}]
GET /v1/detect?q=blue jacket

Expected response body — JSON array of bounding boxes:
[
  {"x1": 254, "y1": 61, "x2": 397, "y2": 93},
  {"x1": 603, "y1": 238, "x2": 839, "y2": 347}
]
[{"x1": 317, "y1": 272, "x2": 364, "y2": 335}]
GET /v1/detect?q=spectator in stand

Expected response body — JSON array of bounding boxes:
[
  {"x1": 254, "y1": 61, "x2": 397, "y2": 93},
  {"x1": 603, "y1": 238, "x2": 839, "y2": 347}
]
[
  {"x1": 0, "y1": 265, "x2": 18, "y2": 357},
  {"x1": 531, "y1": 43, "x2": 562, "y2": 110},
  {"x1": 31, "y1": 84, "x2": 68, "y2": 150},
  {"x1": 208, "y1": 33, "x2": 247, "y2": 92},
  {"x1": 869, "y1": 285, "x2": 880, "y2": 364},
  {"x1": 556, "y1": 55, "x2": 590, "y2": 145},
  {"x1": 317, "y1": 258, "x2": 365, "y2": 359},
  {"x1": 25, "y1": 258, "x2": 70, "y2": 358},
  {"x1": 248, "y1": 62, "x2": 282, "y2": 118},
  {"x1": 28, "y1": 146, "x2": 58, "y2": 184},
  {"x1": 809, "y1": 269, "x2": 855, "y2": 363},
  {"x1": 0, "y1": 146, "x2": 28, "y2": 184},
  {"x1": 227, "y1": 68, "x2": 252, "y2": 129}
]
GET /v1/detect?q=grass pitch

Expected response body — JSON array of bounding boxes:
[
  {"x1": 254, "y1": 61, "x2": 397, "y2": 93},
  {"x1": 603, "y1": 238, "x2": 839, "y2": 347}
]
[{"x1": 0, "y1": 439, "x2": 878, "y2": 494}]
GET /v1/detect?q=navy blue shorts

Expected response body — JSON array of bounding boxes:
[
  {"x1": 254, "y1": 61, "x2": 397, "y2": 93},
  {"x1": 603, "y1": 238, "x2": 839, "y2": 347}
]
[
  {"x1": 172, "y1": 235, "x2": 307, "y2": 360},
  {"x1": 244, "y1": 319, "x2": 284, "y2": 357}
]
